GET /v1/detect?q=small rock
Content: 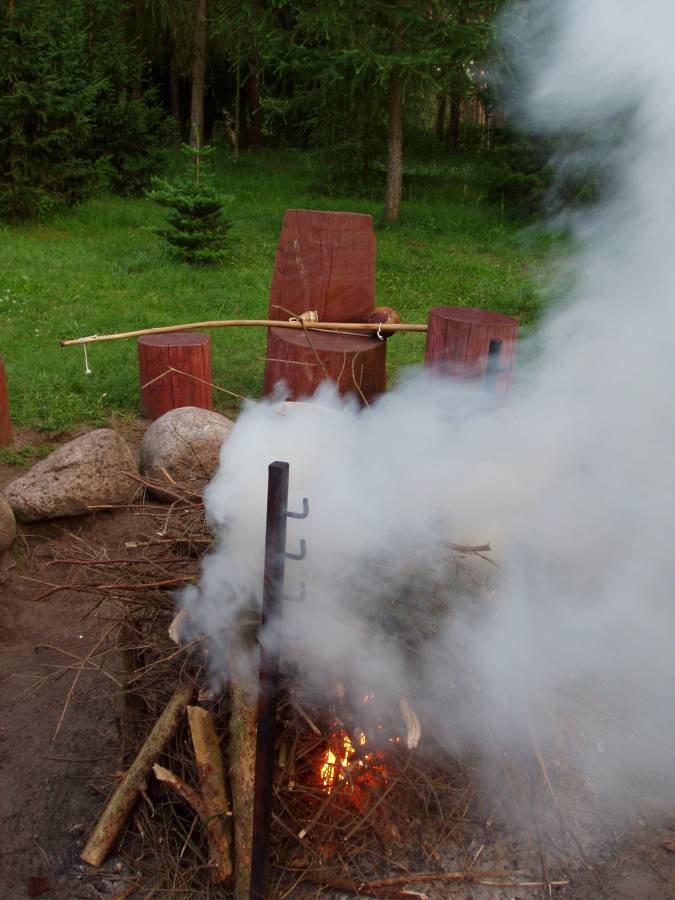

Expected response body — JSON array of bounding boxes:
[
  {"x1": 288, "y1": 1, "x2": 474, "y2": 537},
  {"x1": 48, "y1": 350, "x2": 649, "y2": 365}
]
[
  {"x1": 0, "y1": 495, "x2": 16, "y2": 552},
  {"x1": 140, "y1": 406, "x2": 232, "y2": 499},
  {"x1": 2, "y1": 429, "x2": 138, "y2": 522}
]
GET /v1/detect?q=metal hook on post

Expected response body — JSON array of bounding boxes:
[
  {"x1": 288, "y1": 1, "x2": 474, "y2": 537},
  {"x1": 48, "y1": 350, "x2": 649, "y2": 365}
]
[
  {"x1": 285, "y1": 538, "x2": 306, "y2": 561},
  {"x1": 287, "y1": 497, "x2": 309, "y2": 519}
]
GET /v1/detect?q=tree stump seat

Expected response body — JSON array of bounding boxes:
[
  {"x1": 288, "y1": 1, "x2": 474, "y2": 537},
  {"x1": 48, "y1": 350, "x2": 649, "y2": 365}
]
[
  {"x1": 425, "y1": 306, "x2": 519, "y2": 396},
  {"x1": 263, "y1": 209, "x2": 386, "y2": 405},
  {"x1": 137, "y1": 332, "x2": 213, "y2": 420}
]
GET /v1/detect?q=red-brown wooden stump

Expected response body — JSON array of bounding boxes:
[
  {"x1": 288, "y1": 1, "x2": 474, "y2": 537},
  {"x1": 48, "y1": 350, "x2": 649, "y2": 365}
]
[
  {"x1": 263, "y1": 209, "x2": 385, "y2": 405},
  {"x1": 425, "y1": 306, "x2": 518, "y2": 394},
  {"x1": 137, "y1": 333, "x2": 213, "y2": 420},
  {"x1": 0, "y1": 355, "x2": 11, "y2": 447},
  {"x1": 263, "y1": 328, "x2": 386, "y2": 401}
]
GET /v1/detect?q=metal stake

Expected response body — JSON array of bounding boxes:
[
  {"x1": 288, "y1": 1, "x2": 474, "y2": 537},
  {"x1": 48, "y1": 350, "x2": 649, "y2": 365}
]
[{"x1": 250, "y1": 461, "x2": 289, "y2": 900}]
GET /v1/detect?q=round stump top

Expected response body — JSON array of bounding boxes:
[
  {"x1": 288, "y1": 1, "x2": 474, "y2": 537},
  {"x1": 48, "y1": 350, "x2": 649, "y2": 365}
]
[
  {"x1": 428, "y1": 306, "x2": 517, "y2": 327},
  {"x1": 137, "y1": 332, "x2": 211, "y2": 348}
]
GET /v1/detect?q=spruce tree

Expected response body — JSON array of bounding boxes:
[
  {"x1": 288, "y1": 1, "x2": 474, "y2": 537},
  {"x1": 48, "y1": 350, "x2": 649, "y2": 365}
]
[{"x1": 148, "y1": 138, "x2": 233, "y2": 265}]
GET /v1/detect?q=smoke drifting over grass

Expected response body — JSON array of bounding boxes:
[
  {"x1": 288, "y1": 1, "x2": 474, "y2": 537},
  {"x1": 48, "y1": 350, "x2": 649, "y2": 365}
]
[{"x1": 183, "y1": 0, "x2": 675, "y2": 817}]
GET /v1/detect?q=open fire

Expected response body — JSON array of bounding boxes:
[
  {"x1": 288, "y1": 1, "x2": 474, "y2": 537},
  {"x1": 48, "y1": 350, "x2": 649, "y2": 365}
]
[{"x1": 319, "y1": 728, "x2": 391, "y2": 810}]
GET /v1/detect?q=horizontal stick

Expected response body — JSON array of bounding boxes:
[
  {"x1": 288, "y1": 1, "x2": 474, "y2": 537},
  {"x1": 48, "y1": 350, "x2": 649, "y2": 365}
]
[{"x1": 60, "y1": 319, "x2": 428, "y2": 347}]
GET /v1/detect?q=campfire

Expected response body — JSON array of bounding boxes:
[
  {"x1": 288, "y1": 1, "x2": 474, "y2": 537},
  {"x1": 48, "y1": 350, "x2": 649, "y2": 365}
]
[{"x1": 39, "y1": 462, "x2": 605, "y2": 898}]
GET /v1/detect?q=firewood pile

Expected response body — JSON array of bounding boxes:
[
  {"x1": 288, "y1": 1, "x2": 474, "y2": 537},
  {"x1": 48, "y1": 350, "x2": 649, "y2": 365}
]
[{"x1": 40, "y1": 472, "x2": 606, "y2": 898}]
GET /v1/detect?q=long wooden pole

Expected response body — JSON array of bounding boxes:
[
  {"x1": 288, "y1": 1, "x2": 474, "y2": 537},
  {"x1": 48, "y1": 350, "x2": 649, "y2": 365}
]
[{"x1": 60, "y1": 319, "x2": 427, "y2": 347}]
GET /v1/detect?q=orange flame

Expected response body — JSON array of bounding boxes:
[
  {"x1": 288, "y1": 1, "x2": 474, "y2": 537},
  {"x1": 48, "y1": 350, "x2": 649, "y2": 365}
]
[{"x1": 319, "y1": 729, "x2": 388, "y2": 806}]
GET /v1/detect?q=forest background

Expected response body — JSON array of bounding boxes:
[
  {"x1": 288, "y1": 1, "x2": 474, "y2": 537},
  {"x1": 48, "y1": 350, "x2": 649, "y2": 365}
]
[{"x1": 0, "y1": 0, "x2": 577, "y2": 436}]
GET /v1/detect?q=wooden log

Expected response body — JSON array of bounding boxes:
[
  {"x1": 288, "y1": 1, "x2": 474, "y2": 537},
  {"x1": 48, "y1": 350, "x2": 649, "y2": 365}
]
[
  {"x1": 229, "y1": 677, "x2": 257, "y2": 900},
  {"x1": 269, "y1": 209, "x2": 376, "y2": 322},
  {"x1": 263, "y1": 327, "x2": 386, "y2": 405},
  {"x1": 425, "y1": 306, "x2": 518, "y2": 395},
  {"x1": 137, "y1": 332, "x2": 212, "y2": 420},
  {"x1": 0, "y1": 355, "x2": 11, "y2": 447},
  {"x1": 80, "y1": 682, "x2": 194, "y2": 868},
  {"x1": 187, "y1": 706, "x2": 233, "y2": 883}
]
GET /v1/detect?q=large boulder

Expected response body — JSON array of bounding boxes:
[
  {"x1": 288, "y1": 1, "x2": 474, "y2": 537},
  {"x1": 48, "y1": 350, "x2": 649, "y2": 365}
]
[
  {"x1": 140, "y1": 406, "x2": 232, "y2": 498},
  {"x1": 0, "y1": 496, "x2": 16, "y2": 551},
  {"x1": 2, "y1": 429, "x2": 137, "y2": 522}
]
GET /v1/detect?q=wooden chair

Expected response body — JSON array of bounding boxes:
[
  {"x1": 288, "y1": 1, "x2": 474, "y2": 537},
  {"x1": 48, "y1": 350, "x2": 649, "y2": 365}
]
[{"x1": 262, "y1": 209, "x2": 387, "y2": 405}]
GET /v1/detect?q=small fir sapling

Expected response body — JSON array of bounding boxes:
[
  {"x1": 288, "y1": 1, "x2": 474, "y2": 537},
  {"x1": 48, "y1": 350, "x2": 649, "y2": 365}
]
[{"x1": 148, "y1": 137, "x2": 233, "y2": 264}]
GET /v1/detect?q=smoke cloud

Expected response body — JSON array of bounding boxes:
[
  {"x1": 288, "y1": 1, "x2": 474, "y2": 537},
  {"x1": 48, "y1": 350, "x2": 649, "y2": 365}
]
[{"x1": 182, "y1": 0, "x2": 675, "y2": 818}]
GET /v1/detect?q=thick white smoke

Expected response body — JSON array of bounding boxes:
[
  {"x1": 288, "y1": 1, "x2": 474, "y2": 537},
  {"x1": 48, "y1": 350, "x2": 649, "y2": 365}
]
[{"x1": 182, "y1": 0, "x2": 675, "y2": 816}]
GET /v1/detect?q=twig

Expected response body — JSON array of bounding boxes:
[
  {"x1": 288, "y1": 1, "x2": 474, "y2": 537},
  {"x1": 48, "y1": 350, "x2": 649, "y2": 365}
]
[
  {"x1": 275, "y1": 304, "x2": 330, "y2": 381},
  {"x1": 53, "y1": 630, "x2": 111, "y2": 741},
  {"x1": 152, "y1": 764, "x2": 206, "y2": 819},
  {"x1": 303, "y1": 869, "x2": 570, "y2": 895},
  {"x1": 524, "y1": 693, "x2": 607, "y2": 895}
]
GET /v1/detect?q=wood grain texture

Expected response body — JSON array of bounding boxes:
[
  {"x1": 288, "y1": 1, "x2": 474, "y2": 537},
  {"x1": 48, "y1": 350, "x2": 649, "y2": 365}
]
[
  {"x1": 263, "y1": 327, "x2": 386, "y2": 404},
  {"x1": 0, "y1": 356, "x2": 11, "y2": 447},
  {"x1": 424, "y1": 306, "x2": 518, "y2": 393},
  {"x1": 137, "y1": 332, "x2": 213, "y2": 420},
  {"x1": 264, "y1": 209, "x2": 384, "y2": 404},
  {"x1": 269, "y1": 209, "x2": 376, "y2": 322}
]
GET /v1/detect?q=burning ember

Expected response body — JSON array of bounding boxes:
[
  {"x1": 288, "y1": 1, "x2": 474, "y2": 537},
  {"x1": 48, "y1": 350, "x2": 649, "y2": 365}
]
[
  {"x1": 319, "y1": 730, "x2": 366, "y2": 792},
  {"x1": 318, "y1": 727, "x2": 400, "y2": 811},
  {"x1": 316, "y1": 691, "x2": 417, "y2": 808}
]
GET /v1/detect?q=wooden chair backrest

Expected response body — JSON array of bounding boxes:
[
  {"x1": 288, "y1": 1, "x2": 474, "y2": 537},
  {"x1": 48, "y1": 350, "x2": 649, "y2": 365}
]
[{"x1": 269, "y1": 209, "x2": 376, "y2": 323}]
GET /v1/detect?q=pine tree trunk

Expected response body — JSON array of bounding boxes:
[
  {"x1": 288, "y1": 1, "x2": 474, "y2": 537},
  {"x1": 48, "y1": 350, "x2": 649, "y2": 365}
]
[
  {"x1": 447, "y1": 85, "x2": 461, "y2": 151},
  {"x1": 435, "y1": 93, "x2": 447, "y2": 143},
  {"x1": 132, "y1": 0, "x2": 143, "y2": 100},
  {"x1": 190, "y1": 0, "x2": 207, "y2": 148},
  {"x1": 248, "y1": 63, "x2": 263, "y2": 151},
  {"x1": 169, "y1": 47, "x2": 182, "y2": 145},
  {"x1": 384, "y1": 66, "x2": 403, "y2": 224}
]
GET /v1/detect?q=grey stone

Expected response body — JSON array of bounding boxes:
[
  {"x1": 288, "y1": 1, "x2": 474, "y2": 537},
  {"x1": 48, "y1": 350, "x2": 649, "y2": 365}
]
[
  {"x1": 2, "y1": 429, "x2": 137, "y2": 522},
  {"x1": 140, "y1": 406, "x2": 232, "y2": 498},
  {"x1": 0, "y1": 495, "x2": 16, "y2": 552}
]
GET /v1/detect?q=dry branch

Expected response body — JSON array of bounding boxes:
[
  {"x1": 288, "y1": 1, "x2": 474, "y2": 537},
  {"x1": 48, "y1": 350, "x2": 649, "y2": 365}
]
[
  {"x1": 81, "y1": 682, "x2": 194, "y2": 867},
  {"x1": 60, "y1": 318, "x2": 427, "y2": 347},
  {"x1": 187, "y1": 705, "x2": 233, "y2": 883},
  {"x1": 152, "y1": 764, "x2": 206, "y2": 819},
  {"x1": 304, "y1": 868, "x2": 570, "y2": 896}
]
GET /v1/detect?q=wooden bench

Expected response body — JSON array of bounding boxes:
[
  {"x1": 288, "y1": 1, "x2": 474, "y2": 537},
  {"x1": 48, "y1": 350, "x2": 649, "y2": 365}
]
[{"x1": 262, "y1": 209, "x2": 387, "y2": 405}]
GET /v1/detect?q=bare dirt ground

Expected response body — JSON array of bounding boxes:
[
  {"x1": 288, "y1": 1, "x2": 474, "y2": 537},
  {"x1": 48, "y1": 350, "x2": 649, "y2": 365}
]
[{"x1": 1, "y1": 424, "x2": 674, "y2": 899}]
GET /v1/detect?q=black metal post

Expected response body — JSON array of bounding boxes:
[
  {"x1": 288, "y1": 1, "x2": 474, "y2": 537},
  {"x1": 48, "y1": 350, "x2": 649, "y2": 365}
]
[{"x1": 250, "y1": 461, "x2": 290, "y2": 900}]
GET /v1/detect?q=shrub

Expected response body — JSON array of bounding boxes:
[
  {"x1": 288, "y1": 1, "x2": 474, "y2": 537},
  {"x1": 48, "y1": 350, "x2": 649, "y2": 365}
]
[{"x1": 148, "y1": 141, "x2": 234, "y2": 264}]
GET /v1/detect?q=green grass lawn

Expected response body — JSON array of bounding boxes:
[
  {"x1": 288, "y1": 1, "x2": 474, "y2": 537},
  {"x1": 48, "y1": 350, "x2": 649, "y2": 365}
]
[{"x1": 0, "y1": 149, "x2": 554, "y2": 433}]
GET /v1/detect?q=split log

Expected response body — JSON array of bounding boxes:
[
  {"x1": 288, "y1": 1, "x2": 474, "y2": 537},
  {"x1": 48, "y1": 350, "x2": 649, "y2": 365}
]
[
  {"x1": 81, "y1": 682, "x2": 194, "y2": 868},
  {"x1": 229, "y1": 677, "x2": 258, "y2": 900},
  {"x1": 187, "y1": 705, "x2": 233, "y2": 883}
]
